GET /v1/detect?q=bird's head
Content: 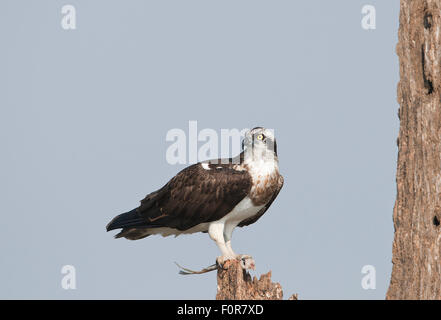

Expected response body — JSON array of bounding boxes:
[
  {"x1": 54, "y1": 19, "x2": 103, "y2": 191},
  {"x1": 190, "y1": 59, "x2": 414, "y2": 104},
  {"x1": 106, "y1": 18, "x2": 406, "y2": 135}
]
[{"x1": 242, "y1": 127, "x2": 278, "y2": 161}]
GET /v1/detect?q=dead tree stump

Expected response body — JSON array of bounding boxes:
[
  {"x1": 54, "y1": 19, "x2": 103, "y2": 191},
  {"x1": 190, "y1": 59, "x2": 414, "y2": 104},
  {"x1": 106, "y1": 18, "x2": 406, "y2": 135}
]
[
  {"x1": 216, "y1": 260, "x2": 297, "y2": 300},
  {"x1": 387, "y1": 0, "x2": 441, "y2": 299}
]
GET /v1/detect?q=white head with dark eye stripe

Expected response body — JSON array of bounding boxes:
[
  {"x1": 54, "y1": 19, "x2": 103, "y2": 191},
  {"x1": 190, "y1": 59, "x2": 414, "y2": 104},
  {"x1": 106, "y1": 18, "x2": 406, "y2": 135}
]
[{"x1": 242, "y1": 127, "x2": 278, "y2": 161}]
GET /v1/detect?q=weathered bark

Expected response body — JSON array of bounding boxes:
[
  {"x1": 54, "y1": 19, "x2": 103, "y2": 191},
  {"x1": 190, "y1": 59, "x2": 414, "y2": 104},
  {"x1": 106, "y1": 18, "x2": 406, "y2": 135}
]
[
  {"x1": 387, "y1": 0, "x2": 441, "y2": 300},
  {"x1": 216, "y1": 260, "x2": 297, "y2": 300}
]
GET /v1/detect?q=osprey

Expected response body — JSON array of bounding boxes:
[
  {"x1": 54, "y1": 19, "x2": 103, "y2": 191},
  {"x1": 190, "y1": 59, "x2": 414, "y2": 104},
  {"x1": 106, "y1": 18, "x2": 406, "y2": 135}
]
[{"x1": 106, "y1": 127, "x2": 283, "y2": 272}]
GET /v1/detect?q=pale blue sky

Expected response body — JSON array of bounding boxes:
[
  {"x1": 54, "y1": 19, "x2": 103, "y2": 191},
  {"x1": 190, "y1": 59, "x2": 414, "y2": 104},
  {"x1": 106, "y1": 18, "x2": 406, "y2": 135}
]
[{"x1": 0, "y1": 0, "x2": 399, "y2": 299}]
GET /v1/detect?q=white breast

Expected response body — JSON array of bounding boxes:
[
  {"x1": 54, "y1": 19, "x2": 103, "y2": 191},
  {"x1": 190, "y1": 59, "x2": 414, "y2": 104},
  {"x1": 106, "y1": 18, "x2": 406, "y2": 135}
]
[{"x1": 219, "y1": 196, "x2": 264, "y2": 224}]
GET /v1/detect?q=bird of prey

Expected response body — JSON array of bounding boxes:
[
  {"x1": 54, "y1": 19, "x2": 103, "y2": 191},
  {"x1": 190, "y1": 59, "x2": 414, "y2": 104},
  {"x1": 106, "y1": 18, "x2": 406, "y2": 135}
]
[{"x1": 106, "y1": 127, "x2": 283, "y2": 272}]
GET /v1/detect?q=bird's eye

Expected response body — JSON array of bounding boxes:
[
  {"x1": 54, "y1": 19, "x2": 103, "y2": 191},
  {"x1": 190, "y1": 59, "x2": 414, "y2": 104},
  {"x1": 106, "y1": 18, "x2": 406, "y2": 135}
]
[{"x1": 256, "y1": 134, "x2": 264, "y2": 141}]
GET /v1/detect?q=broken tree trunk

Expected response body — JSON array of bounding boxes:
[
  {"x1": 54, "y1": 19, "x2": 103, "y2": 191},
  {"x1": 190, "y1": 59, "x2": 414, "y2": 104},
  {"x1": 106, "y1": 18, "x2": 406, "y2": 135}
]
[
  {"x1": 216, "y1": 260, "x2": 297, "y2": 300},
  {"x1": 387, "y1": 0, "x2": 441, "y2": 299}
]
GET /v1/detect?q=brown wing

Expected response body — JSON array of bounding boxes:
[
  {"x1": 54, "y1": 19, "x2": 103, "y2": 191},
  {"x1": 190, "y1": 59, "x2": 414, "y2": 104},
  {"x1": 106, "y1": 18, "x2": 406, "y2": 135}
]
[
  {"x1": 238, "y1": 175, "x2": 284, "y2": 227},
  {"x1": 136, "y1": 162, "x2": 252, "y2": 231}
]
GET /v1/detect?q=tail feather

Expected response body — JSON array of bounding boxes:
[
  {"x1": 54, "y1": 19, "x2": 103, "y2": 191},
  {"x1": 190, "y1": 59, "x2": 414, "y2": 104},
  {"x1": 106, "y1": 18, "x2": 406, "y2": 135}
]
[
  {"x1": 114, "y1": 228, "x2": 151, "y2": 240},
  {"x1": 106, "y1": 208, "x2": 145, "y2": 231}
]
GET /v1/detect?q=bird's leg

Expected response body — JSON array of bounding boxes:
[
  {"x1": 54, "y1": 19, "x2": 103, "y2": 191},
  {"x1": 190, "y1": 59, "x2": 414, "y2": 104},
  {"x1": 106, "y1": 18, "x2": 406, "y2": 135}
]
[
  {"x1": 175, "y1": 222, "x2": 236, "y2": 275},
  {"x1": 209, "y1": 222, "x2": 236, "y2": 268},
  {"x1": 224, "y1": 222, "x2": 256, "y2": 270}
]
